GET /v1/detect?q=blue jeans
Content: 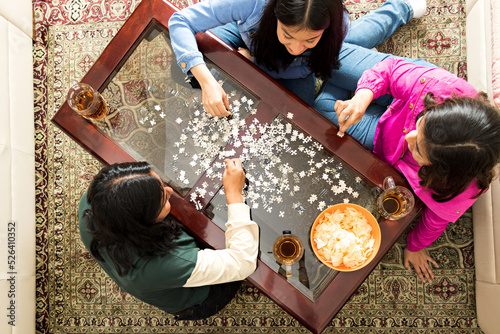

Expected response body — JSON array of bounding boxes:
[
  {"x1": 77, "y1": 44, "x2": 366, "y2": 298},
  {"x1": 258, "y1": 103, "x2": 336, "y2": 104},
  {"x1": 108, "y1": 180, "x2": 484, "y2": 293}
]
[{"x1": 210, "y1": 0, "x2": 426, "y2": 106}]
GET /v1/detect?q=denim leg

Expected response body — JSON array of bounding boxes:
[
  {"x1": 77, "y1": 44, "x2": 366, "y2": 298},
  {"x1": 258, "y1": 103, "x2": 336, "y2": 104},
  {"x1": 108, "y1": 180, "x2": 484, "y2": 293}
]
[
  {"x1": 345, "y1": 0, "x2": 414, "y2": 49},
  {"x1": 276, "y1": 74, "x2": 316, "y2": 106},
  {"x1": 313, "y1": 81, "x2": 385, "y2": 150},
  {"x1": 209, "y1": 22, "x2": 246, "y2": 49},
  {"x1": 331, "y1": 46, "x2": 437, "y2": 92}
]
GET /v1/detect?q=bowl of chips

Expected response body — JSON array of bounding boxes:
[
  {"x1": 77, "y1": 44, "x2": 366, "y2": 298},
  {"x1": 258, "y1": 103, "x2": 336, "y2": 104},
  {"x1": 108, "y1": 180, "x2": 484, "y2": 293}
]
[{"x1": 310, "y1": 203, "x2": 381, "y2": 272}]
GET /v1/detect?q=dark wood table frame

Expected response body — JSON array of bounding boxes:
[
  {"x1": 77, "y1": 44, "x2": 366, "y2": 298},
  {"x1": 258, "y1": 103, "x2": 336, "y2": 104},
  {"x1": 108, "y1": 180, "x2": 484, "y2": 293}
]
[{"x1": 52, "y1": 0, "x2": 422, "y2": 332}]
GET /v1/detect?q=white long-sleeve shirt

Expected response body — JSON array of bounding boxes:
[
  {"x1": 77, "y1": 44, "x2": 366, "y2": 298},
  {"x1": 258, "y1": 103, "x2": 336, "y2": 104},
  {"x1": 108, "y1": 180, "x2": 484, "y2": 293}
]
[{"x1": 184, "y1": 203, "x2": 259, "y2": 286}]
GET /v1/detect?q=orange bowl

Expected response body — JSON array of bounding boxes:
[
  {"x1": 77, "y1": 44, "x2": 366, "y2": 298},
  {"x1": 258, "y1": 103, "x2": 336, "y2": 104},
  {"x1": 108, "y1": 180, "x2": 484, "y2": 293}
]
[{"x1": 310, "y1": 203, "x2": 381, "y2": 272}]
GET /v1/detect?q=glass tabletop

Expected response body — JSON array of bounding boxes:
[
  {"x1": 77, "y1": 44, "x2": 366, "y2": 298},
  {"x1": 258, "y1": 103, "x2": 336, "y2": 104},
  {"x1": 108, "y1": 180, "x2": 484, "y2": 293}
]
[{"x1": 92, "y1": 23, "x2": 383, "y2": 302}]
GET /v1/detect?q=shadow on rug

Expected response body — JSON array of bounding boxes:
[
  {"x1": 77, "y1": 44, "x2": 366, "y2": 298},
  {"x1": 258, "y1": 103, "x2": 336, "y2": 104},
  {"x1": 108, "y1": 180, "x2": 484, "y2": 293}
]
[{"x1": 33, "y1": 0, "x2": 481, "y2": 332}]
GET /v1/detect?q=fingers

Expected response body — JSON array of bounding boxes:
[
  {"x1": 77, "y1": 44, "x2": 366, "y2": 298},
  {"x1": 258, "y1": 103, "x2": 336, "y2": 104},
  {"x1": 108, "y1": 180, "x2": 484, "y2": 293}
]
[
  {"x1": 339, "y1": 117, "x2": 355, "y2": 136},
  {"x1": 416, "y1": 264, "x2": 434, "y2": 283},
  {"x1": 421, "y1": 252, "x2": 437, "y2": 282},
  {"x1": 414, "y1": 261, "x2": 436, "y2": 283},
  {"x1": 223, "y1": 94, "x2": 230, "y2": 112},
  {"x1": 424, "y1": 265, "x2": 435, "y2": 282},
  {"x1": 428, "y1": 257, "x2": 439, "y2": 268},
  {"x1": 404, "y1": 247, "x2": 438, "y2": 283},
  {"x1": 334, "y1": 100, "x2": 347, "y2": 137},
  {"x1": 224, "y1": 158, "x2": 243, "y2": 171},
  {"x1": 404, "y1": 258, "x2": 412, "y2": 273},
  {"x1": 334, "y1": 100, "x2": 348, "y2": 121},
  {"x1": 237, "y1": 47, "x2": 254, "y2": 62},
  {"x1": 223, "y1": 158, "x2": 244, "y2": 182},
  {"x1": 204, "y1": 102, "x2": 230, "y2": 117},
  {"x1": 421, "y1": 255, "x2": 437, "y2": 282},
  {"x1": 334, "y1": 100, "x2": 346, "y2": 128},
  {"x1": 414, "y1": 266, "x2": 427, "y2": 283},
  {"x1": 201, "y1": 83, "x2": 231, "y2": 117},
  {"x1": 334, "y1": 100, "x2": 358, "y2": 137},
  {"x1": 404, "y1": 257, "x2": 432, "y2": 284}
]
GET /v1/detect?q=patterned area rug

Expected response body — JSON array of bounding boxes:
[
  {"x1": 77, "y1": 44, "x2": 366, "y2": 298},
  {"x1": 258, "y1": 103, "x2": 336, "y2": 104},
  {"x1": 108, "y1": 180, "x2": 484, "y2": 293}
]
[{"x1": 34, "y1": 0, "x2": 481, "y2": 333}]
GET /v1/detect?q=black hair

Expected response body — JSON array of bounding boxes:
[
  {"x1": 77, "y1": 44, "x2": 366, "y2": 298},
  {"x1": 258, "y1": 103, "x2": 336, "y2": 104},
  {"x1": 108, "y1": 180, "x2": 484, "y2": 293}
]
[
  {"x1": 252, "y1": 0, "x2": 347, "y2": 80},
  {"x1": 83, "y1": 162, "x2": 182, "y2": 276},
  {"x1": 417, "y1": 92, "x2": 500, "y2": 202}
]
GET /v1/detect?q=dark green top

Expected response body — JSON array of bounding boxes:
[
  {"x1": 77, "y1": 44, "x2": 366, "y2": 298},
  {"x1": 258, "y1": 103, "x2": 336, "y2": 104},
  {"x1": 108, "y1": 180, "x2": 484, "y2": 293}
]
[{"x1": 78, "y1": 192, "x2": 210, "y2": 313}]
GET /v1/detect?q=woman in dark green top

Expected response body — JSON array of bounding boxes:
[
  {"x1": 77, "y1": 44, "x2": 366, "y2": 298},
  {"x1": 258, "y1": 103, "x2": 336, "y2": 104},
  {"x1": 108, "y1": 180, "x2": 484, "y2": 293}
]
[{"x1": 79, "y1": 160, "x2": 259, "y2": 320}]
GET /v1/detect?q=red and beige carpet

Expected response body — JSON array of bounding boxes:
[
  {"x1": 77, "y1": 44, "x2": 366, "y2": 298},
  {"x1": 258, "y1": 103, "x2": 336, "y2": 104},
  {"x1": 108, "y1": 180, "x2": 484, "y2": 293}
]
[{"x1": 34, "y1": 0, "x2": 481, "y2": 332}]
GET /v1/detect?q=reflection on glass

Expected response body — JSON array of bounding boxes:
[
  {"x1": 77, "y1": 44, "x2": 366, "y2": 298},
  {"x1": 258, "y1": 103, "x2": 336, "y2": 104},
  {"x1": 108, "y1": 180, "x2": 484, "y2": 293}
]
[
  {"x1": 205, "y1": 115, "x2": 380, "y2": 301},
  {"x1": 97, "y1": 25, "x2": 259, "y2": 195}
]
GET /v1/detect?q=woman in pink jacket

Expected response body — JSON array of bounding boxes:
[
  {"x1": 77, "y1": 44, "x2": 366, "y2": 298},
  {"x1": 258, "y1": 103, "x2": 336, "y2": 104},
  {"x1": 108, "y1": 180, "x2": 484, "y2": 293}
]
[{"x1": 314, "y1": 58, "x2": 500, "y2": 283}]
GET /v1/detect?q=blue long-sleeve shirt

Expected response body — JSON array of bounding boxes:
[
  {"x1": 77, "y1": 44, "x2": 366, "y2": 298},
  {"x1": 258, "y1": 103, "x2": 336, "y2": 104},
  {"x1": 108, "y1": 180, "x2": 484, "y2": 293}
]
[{"x1": 168, "y1": 0, "x2": 349, "y2": 79}]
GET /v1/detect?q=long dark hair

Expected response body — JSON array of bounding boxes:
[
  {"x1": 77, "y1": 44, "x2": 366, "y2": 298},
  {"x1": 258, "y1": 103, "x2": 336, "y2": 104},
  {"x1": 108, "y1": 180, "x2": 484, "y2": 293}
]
[
  {"x1": 417, "y1": 92, "x2": 500, "y2": 202},
  {"x1": 83, "y1": 162, "x2": 182, "y2": 276},
  {"x1": 252, "y1": 0, "x2": 347, "y2": 80}
]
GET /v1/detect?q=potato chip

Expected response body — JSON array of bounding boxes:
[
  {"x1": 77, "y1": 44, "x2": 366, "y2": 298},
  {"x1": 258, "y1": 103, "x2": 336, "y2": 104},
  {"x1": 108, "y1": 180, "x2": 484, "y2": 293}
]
[{"x1": 312, "y1": 207, "x2": 375, "y2": 268}]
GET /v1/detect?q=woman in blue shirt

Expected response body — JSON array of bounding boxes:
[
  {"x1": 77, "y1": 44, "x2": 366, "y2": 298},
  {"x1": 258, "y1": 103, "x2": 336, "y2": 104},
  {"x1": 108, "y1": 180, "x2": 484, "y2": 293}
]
[{"x1": 168, "y1": 0, "x2": 427, "y2": 114}]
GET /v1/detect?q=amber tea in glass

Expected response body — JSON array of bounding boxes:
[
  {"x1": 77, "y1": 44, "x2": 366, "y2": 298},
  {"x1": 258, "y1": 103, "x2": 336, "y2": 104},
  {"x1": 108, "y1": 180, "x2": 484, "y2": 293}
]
[
  {"x1": 273, "y1": 231, "x2": 304, "y2": 277},
  {"x1": 67, "y1": 81, "x2": 107, "y2": 120},
  {"x1": 382, "y1": 192, "x2": 405, "y2": 216}
]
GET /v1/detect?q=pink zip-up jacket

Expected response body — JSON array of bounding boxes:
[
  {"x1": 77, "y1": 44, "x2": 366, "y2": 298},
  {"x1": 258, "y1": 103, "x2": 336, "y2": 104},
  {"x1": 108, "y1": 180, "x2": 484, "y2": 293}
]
[{"x1": 356, "y1": 58, "x2": 480, "y2": 252}]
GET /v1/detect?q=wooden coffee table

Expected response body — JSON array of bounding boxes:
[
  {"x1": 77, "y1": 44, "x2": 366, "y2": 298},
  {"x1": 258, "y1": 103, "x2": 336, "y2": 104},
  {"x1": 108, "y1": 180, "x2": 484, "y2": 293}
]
[{"x1": 52, "y1": 1, "x2": 422, "y2": 332}]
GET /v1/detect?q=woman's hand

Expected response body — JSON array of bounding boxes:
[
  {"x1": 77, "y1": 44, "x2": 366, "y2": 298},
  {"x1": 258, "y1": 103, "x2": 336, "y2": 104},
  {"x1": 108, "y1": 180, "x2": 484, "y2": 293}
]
[
  {"x1": 334, "y1": 88, "x2": 374, "y2": 136},
  {"x1": 237, "y1": 47, "x2": 254, "y2": 62},
  {"x1": 404, "y1": 247, "x2": 439, "y2": 283},
  {"x1": 190, "y1": 64, "x2": 230, "y2": 117},
  {"x1": 223, "y1": 158, "x2": 246, "y2": 204}
]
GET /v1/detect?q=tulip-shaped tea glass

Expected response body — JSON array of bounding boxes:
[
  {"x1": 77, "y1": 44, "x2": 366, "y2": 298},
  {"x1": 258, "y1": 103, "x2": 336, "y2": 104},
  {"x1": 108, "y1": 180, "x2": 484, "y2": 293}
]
[{"x1": 67, "y1": 81, "x2": 107, "y2": 120}]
